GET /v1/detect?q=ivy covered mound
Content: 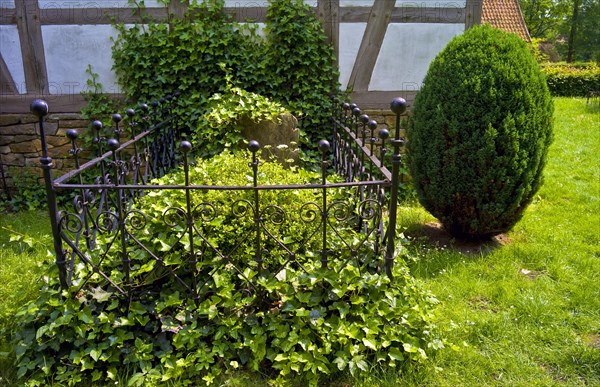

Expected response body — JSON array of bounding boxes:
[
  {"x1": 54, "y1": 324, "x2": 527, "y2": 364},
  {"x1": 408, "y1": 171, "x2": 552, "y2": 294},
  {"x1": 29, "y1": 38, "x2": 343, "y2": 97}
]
[
  {"x1": 14, "y1": 153, "x2": 441, "y2": 386},
  {"x1": 408, "y1": 25, "x2": 554, "y2": 239}
]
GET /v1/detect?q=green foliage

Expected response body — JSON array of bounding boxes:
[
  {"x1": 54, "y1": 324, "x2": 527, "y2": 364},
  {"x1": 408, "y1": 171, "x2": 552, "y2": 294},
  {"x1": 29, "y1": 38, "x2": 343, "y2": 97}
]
[
  {"x1": 13, "y1": 153, "x2": 440, "y2": 386},
  {"x1": 541, "y1": 62, "x2": 600, "y2": 96},
  {"x1": 111, "y1": 0, "x2": 339, "y2": 153},
  {"x1": 408, "y1": 25, "x2": 554, "y2": 239},
  {"x1": 261, "y1": 0, "x2": 340, "y2": 146},
  {"x1": 0, "y1": 169, "x2": 47, "y2": 212},
  {"x1": 80, "y1": 64, "x2": 121, "y2": 135},
  {"x1": 193, "y1": 69, "x2": 289, "y2": 158}
]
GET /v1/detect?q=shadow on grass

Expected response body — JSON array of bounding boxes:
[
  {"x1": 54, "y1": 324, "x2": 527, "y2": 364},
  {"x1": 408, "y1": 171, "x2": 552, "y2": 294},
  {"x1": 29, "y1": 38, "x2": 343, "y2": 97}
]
[
  {"x1": 404, "y1": 221, "x2": 510, "y2": 255},
  {"x1": 400, "y1": 221, "x2": 512, "y2": 280}
]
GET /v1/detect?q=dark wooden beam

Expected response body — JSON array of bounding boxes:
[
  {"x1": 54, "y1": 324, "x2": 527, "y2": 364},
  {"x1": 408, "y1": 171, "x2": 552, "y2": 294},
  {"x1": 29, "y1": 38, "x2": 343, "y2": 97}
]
[
  {"x1": 34, "y1": 7, "x2": 168, "y2": 25},
  {"x1": 341, "y1": 6, "x2": 465, "y2": 24},
  {"x1": 0, "y1": 93, "x2": 114, "y2": 114},
  {"x1": 351, "y1": 90, "x2": 417, "y2": 110},
  {"x1": 0, "y1": 7, "x2": 17, "y2": 24},
  {"x1": 15, "y1": 0, "x2": 48, "y2": 94},
  {"x1": 1, "y1": 5, "x2": 468, "y2": 25},
  {"x1": 317, "y1": 0, "x2": 340, "y2": 67},
  {"x1": 0, "y1": 53, "x2": 18, "y2": 94},
  {"x1": 167, "y1": 0, "x2": 188, "y2": 20},
  {"x1": 465, "y1": 0, "x2": 482, "y2": 28},
  {"x1": 347, "y1": 0, "x2": 396, "y2": 92}
]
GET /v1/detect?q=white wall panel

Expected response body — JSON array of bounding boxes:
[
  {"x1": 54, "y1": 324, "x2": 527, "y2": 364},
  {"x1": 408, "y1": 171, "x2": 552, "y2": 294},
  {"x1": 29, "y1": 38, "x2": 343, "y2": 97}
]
[
  {"x1": 42, "y1": 24, "x2": 121, "y2": 95},
  {"x1": 369, "y1": 23, "x2": 463, "y2": 91},
  {"x1": 339, "y1": 23, "x2": 366, "y2": 90},
  {"x1": 0, "y1": 0, "x2": 15, "y2": 8},
  {"x1": 0, "y1": 25, "x2": 26, "y2": 93}
]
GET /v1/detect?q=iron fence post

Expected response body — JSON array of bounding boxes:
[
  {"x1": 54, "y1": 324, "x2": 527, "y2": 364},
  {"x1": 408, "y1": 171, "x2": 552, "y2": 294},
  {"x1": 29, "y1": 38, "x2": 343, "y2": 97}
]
[
  {"x1": 180, "y1": 141, "x2": 198, "y2": 301},
  {"x1": 31, "y1": 99, "x2": 68, "y2": 289},
  {"x1": 248, "y1": 141, "x2": 262, "y2": 273},
  {"x1": 384, "y1": 97, "x2": 407, "y2": 279},
  {"x1": 319, "y1": 140, "x2": 331, "y2": 268},
  {"x1": 108, "y1": 138, "x2": 131, "y2": 289}
]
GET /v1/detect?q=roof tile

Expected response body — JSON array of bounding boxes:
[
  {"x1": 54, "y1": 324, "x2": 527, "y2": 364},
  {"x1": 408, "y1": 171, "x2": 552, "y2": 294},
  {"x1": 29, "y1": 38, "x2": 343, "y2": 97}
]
[{"x1": 481, "y1": 0, "x2": 531, "y2": 41}]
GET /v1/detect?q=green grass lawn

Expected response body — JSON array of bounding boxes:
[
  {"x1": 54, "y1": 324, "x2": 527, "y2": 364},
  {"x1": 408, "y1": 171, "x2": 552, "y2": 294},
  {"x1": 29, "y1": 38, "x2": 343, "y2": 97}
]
[
  {"x1": 0, "y1": 97, "x2": 598, "y2": 386},
  {"x1": 352, "y1": 97, "x2": 599, "y2": 386}
]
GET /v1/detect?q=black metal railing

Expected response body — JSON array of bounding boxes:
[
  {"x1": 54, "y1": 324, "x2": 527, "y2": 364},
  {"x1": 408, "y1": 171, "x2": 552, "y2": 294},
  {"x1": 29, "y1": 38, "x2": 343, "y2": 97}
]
[{"x1": 32, "y1": 95, "x2": 407, "y2": 300}]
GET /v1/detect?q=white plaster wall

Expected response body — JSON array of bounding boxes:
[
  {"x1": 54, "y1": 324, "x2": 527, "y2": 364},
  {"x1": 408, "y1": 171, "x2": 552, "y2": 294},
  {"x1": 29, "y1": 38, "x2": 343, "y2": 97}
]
[
  {"x1": 0, "y1": 0, "x2": 15, "y2": 8},
  {"x1": 0, "y1": 25, "x2": 26, "y2": 93},
  {"x1": 42, "y1": 25, "x2": 122, "y2": 95},
  {"x1": 339, "y1": 23, "x2": 366, "y2": 89},
  {"x1": 369, "y1": 23, "x2": 463, "y2": 90}
]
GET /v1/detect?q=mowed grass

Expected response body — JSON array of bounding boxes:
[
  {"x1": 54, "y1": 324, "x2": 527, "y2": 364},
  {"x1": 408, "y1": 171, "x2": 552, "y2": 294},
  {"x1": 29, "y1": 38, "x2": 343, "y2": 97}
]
[
  {"x1": 352, "y1": 97, "x2": 599, "y2": 386},
  {"x1": 0, "y1": 211, "x2": 51, "y2": 385},
  {"x1": 0, "y1": 98, "x2": 598, "y2": 386}
]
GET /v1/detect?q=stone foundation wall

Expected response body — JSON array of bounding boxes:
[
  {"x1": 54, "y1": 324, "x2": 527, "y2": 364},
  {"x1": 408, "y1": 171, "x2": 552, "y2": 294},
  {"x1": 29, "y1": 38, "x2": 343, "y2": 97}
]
[
  {"x1": 0, "y1": 109, "x2": 404, "y2": 195},
  {"x1": 0, "y1": 113, "x2": 90, "y2": 194}
]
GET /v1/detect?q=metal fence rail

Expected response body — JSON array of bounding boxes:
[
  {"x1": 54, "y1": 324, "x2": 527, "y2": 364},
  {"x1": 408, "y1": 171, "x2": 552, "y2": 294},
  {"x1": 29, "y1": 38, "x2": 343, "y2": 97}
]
[{"x1": 32, "y1": 95, "x2": 407, "y2": 300}]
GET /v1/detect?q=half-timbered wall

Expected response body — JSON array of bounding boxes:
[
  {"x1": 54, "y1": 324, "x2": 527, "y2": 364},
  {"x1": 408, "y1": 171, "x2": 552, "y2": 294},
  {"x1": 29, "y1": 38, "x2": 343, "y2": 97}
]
[{"x1": 1, "y1": 0, "x2": 482, "y2": 113}]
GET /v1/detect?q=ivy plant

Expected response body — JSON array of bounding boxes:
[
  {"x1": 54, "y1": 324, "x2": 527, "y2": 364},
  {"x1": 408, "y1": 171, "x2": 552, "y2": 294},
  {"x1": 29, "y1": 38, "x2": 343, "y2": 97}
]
[
  {"x1": 13, "y1": 152, "x2": 442, "y2": 386},
  {"x1": 110, "y1": 0, "x2": 340, "y2": 156}
]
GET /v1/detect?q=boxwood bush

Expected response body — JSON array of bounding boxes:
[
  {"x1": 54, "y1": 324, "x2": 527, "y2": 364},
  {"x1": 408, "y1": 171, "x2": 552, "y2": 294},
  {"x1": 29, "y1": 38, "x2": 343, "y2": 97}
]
[
  {"x1": 540, "y1": 62, "x2": 600, "y2": 97},
  {"x1": 13, "y1": 152, "x2": 441, "y2": 386},
  {"x1": 407, "y1": 25, "x2": 554, "y2": 239}
]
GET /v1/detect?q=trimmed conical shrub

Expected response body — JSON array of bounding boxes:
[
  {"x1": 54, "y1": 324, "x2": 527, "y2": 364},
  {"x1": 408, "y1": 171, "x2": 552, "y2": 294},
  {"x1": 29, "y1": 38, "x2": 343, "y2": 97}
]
[{"x1": 407, "y1": 25, "x2": 554, "y2": 239}]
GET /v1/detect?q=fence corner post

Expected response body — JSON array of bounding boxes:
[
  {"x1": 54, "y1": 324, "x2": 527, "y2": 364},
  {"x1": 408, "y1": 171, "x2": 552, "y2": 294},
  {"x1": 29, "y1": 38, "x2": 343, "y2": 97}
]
[
  {"x1": 31, "y1": 99, "x2": 68, "y2": 289},
  {"x1": 384, "y1": 97, "x2": 407, "y2": 279}
]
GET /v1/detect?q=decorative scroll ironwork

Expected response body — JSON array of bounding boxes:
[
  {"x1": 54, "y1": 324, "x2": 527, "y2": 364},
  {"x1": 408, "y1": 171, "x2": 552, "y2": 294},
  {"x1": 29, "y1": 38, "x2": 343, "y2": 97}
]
[{"x1": 33, "y1": 94, "x2": 408, "y2": 300}]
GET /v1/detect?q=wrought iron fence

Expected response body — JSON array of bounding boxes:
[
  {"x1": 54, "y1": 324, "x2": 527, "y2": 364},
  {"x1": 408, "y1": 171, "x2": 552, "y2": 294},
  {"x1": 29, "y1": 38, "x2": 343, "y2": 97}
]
[{"x1": 32, "y1": 95, "x2": 407, "y2": 300}]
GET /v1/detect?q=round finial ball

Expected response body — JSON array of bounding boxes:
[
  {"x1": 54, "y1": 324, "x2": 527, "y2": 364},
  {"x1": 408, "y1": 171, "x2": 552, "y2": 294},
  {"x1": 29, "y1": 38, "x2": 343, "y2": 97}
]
[
  {"x1": 248, "y1": 140, "x2": 260, "y2": 153},
  {"x1": 139, "y1": 103, "x2": 149, "y2": 112},
  {"x1": 368, "y1": 120, "x2": 378, "y2": 130},
  {"x1": 107, "y1": 138, "x2": 120, "y2": 151},
  {"x1": 112, "y1": 114, "x2": 122, "y2": 123},
  {"x1": 180, "y1": 141, "x2": 192, "y2": 153},
  {"x1": 92, "y1": 120, "x2": 103, "y2": 131},
  {"x1": 166, "y1": 94, "x2": 173, "y2": 101},
  {"x1": 126, "y1": 108, "x2": 135, "y2": 118},
  {"x1": 352, "y1": 107, "x2": 361, "y2": 117},
  {"x1": 30, "y1": 99, "x2": 49, "y2": 118},
  {"x1": 318, "y1": 139, "x2": 330, "y2": 153},
  {"x1": 350, "y1": 103, "x2": 358, "y2": 110},
  {"x1": 390, "y1": 97, "x2": 408, "y2": 115},
  {"x1": 378, "y1": 128, "x2": 390, "y2": 140},
  {"x1": 174, "y1": 92, "x2": 180, "y2": 98},
  {"x1": 342, "y1": 102, "x2": 350, "y2": 110},
  {"x1": 66, "y1": 129, "x2": 79, "y2": 140},
  {"x1": 359, "y1": 114, "x2": 369, "y2": 124},
  {"x1": 151, "y1": 100, "x2": 159, "y2": 108},
  {"x1": 160, "y1": 97, "x2": 166, "y2": 104}
]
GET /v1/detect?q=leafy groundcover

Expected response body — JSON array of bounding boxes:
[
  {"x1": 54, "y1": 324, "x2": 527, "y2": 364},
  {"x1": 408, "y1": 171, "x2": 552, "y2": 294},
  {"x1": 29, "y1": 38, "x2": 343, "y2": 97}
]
[{"x1": 13, "y1": 153, "x2": 441, "y2": 386}]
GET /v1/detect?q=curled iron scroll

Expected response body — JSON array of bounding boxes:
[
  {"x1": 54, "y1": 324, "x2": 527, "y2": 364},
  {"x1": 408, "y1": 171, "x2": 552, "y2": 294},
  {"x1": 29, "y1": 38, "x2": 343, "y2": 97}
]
[
  {"x1": 125, "y1": 210, "x2": 147, "y2": 230},
  {"x1": 262, "y1": 205, "x2": 287, "y2": 225},
  {"x1": 357, "y1": 199, "x2": 381, "y2": 221},
  {"x1": 191, "y1": 203, "x2": 217, "y2": 223},
  {"x1": 58, "y1": 211, "x2": 83, "y2": 234},
  {"x1": 163, "y1": 207, "x2": 187, "y2": 228},
  {"x1": 96, "y1": 211, "x2": 119, "y2": 233},
  {"x1": 231, "y1": 199, "x2": 255, "y2": 219},
  {"x1": 299, "y1": 202, "x2": 321, "y2": 224}
]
